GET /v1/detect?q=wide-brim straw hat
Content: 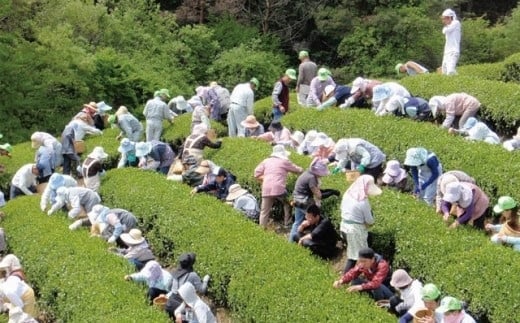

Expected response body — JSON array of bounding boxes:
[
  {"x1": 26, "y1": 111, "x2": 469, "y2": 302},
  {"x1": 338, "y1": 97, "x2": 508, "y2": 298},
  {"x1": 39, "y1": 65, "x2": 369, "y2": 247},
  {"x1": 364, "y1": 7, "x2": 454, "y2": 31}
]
[
  {"x1": 240, "y1": 115, "x2": 260, "y2": 129},
  {"x1": 120, "y1": 229, "x2": 145, "y2": 245},
  {"x1": 226, "y1": 184, "x2": 248, "y2": 201}
]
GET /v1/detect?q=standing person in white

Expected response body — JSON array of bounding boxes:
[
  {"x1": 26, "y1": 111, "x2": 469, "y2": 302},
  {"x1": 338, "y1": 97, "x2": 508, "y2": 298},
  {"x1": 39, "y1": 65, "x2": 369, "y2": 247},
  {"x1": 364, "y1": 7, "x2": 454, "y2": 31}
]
[
  {"x1": 441, "y1": 9, "x2": 461, "y2": 75},
  {"x1": 227, "y1": 78, "x2": 258, "y2": 137}
]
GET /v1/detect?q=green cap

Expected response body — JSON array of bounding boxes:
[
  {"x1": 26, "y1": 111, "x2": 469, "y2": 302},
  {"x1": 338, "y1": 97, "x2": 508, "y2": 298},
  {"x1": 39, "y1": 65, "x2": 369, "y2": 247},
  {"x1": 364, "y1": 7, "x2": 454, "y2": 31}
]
[
  {"x1": 395, "y1": 63, "x2": 404, "y2": 75},
  {"x1": 422, "y1": 283, "x2": 441, "y2": 301},
  {"x1": 493, "y1": 196, "x2": 517, "y2": 214},
  {"x1": 0, "y1": 143, "x2": 13, "y2": 153},
  {"x1": 317, "y1": 67, "x2": 330, "y2": 81},
  {"x1": 107, "y1": 114, "x2": 116, "y2": 125},
  {"x1": 298, "y1": 50, "x2": 309, "y2": 59},
  {"x1": 158, "y1": 88, "x2": 171, "y2": 99},
  {"x1": 285, "y1": 68, "x2": 297, "y2": 80},
  {"x1": 437, "y1": 296, "x2": 462, "y2": 313},
  {"x1": 250, "y1": 77, "x2": 259, "y2": 88}
]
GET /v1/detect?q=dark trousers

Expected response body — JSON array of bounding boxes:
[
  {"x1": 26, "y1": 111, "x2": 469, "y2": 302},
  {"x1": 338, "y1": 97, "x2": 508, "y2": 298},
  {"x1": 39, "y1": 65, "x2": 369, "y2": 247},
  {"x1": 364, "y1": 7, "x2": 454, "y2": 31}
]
[
  {"x1": 365, "y1": 164, "x2": 383, "y2": 181},
  {"x1": 62, "y1": 153, "x2": 80, "y2": 175},
  {"x1": 9, "y1": 185, "x2": 37, "y2": 200},
  {"x1": 351, "y1": 278, "x2": 394, "y2": 301},
  {"x1": 292, "y1": 232, "x2": 337, "y2": 259},
  {"x1": 148, "y1": 287, "x2": 168, "y2": 305}
]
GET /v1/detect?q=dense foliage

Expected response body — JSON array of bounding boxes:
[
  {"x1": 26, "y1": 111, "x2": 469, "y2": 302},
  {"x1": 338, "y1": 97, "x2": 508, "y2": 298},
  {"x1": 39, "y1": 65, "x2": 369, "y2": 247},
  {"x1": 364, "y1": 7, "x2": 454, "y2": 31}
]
[{"x1": 3, "y1": 0, "x2": 520, "y2": 143}]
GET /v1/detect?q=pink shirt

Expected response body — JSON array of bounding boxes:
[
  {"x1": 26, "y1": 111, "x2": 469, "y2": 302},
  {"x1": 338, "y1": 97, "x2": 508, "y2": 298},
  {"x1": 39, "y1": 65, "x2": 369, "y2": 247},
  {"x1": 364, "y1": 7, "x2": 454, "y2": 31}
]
[
  {"x1": 256, "y1": 128, "x2": 292, "y2": 145},
  {"x1": 444, "y1": 93, "x2": 480, "y2": 116},
  {"x1": 254, "y1": 157, "x2": 303, "y2": 197}
]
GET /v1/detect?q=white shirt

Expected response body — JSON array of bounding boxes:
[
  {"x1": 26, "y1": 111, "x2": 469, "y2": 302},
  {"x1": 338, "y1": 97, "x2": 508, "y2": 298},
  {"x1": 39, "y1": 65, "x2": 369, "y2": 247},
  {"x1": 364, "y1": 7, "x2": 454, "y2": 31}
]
[
  {"x1": 229, "y1": 83, "x2": 254, "y2": 115},
  {"x1": 11, "y1": 164, "x2": 37, "y2": 195},
  {"x1": 443, "y1": 19, "x2": 461, "y2": 54},
  {"x1": 0, "y1": 276, "x2": 31, "y2": 308},
  {"x1": 339, "y1": 194, "x2": 373, "y2": 232}
]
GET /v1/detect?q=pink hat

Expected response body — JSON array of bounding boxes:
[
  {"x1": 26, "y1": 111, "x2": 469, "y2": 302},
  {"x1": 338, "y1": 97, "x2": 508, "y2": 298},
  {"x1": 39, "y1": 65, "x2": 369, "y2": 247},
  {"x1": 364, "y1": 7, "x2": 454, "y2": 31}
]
[{"x1": 382, "y1": 160, "x2": 407, "y2": 184}]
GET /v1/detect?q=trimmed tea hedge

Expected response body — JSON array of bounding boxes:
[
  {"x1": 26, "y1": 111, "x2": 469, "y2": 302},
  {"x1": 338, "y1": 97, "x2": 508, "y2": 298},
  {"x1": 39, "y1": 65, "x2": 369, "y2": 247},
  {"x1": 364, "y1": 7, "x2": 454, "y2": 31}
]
[
  {"x1": 399, "y1": 73, "x2": 520, "y2": 137},
  {"x1": 1, "y1": 196, "x2": 168, "y2": 322},
  {"x1": 99, "y1": 169, "x2": 394, "y2": 322}
]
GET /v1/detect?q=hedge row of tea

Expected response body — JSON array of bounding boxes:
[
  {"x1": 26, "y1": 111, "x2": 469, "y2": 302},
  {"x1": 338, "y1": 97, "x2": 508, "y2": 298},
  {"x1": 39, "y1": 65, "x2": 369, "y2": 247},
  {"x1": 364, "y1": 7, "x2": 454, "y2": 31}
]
[
  {"x1": 1, "y1": 196, "x2": 169, "y2": 322},
  {"x1": 1, "y1": 72, "x2": 519, "y2": 321},
  {"x1": 399, "y1": 73, "x2": 520, "y2": 137},
  {"x1": 98, "y1": 169, "x2": 394, "y2": 322}
]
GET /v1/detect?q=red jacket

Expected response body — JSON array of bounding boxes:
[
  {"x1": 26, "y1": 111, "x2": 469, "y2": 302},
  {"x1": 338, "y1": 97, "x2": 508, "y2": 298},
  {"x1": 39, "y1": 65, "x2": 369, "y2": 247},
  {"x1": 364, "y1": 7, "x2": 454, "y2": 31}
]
[{"x1": 340, "y1": 254, "x2": 389, "y2": 291}]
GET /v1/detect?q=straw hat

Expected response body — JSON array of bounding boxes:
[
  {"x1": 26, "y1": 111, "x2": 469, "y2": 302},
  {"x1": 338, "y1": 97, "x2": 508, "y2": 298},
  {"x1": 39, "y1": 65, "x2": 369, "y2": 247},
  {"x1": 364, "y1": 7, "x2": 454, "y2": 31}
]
[
  {"x1": 120, "y1": 228, "x2": 145, "y2": 245},
  {"x1": 226, "y1": 184, "x2": 248, "y2": 201},
  {"x1": 83, "y1": 101, "x2": 98, "y2": 112},
  {"x1": 195, "y1": 160, "x2": 211, "y2": 174},
  {"x1": 240, "y1": 115, "x2": 260, "y2": 129}
]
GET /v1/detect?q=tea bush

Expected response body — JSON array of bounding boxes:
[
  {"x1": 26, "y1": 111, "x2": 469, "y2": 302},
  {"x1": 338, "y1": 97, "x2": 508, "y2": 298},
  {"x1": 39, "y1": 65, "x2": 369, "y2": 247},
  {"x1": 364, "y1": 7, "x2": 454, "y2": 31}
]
[{"x1": 1, "y1": 196, "x2": 168, "y2": 322}]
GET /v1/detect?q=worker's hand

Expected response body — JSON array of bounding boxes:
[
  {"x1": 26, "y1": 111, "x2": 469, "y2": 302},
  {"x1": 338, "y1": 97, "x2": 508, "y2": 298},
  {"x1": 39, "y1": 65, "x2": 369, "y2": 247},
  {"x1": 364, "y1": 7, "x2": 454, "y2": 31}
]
[
  {"x1": 332, "y1": 280, "x2": 342, "y2": 288},
  {"x1": 47, "y1": 210, "x2": 54, "y2": 216},
  {"x1": 449, "y1": 221, "x2": 459, "y2": 229},
  {"x1": 107, "y1": 236, "x2": 116, "y2": 244},
  {"x1": 347, "y1": 285, "x2": 363, "y2": 292},
  {"x1": 356, "y1": 164, "x2": 365, "y2": 173},
  {"x1": 190, "y1": 188, "x2": 198, "y2": 196},
  {"x1": 116, "y1": 134, "x2": 122, "y2": 141},
  {"x1": 279, "y1": 106, "x2": 286, "y2": 113},
  {"x1": 443, "y1": 212, "x2": 451, "y2": 222},
  {"x1": 124, "y1": 275, "x2": 131, "y2": 281},
  {"x1": 331, "y1": 167, "x2": 342, "y2": 175},
  {"x1": 484, "y1": 223, "x2": 494, "y2": 231}
]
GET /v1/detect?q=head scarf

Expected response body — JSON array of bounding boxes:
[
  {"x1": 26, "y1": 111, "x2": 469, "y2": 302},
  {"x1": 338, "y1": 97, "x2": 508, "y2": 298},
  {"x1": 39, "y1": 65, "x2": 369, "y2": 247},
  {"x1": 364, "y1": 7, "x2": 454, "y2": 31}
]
[
  {"x1": 172, "y1": 252, "x2": 196, "y2": 279},
  {"x1": 346, "y1": 175, "x2": 380, "y2": 201},
  {"x1": 141, "y1": 260, "x2": 163, "y2": 286}
]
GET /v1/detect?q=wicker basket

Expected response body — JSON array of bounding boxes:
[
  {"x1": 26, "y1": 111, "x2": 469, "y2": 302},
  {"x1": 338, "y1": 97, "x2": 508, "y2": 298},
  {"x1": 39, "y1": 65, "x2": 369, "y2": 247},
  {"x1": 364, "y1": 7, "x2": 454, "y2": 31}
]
[
  {"x1": 73, "y1": 140, "x2": 86, "y2": 154},
  {"x1": 345, "y1": 170, "x2": 360, "y2": 182},
  {"x1": 207, "y1": 128, "x2": 217, "y2": 142},
  {"x1": 153, "y1": 295, "x2": 168, "y2": 310},
  {"x1": 413, "y1": 309, "x2": 434, "y2": 323}
]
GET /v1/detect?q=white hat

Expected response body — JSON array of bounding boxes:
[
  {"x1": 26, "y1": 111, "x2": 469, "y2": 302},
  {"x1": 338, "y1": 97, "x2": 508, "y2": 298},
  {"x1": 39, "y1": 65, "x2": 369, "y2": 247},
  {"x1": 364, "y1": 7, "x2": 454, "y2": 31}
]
[
  {"x1": 304, "y1": 130, "x2": 318, "y2": 143},
  {"x1": 0, "y1": 254, "x2": 22, "y2": 272},
  {"x1": 188, "y1": 95, "x2": 203, "y2": 107},
  {"x1": 120, "y1": 228, "x2": 145, "y2": 245},
  {"x1": 226, "y1": 184, "x2": 248, "y2": 201},
  {"x1": 383, "y1": 160, "x2": 402, "y2": 177},
  {"x1": 135, "y1": 142, "x2": 152, "y2": 157},
  {"x1": 324, "y1": 85, "x2": 335, "y2": 97},
  {"x1": 96, "y1": 101, "x2": 113, "y2": 112},
  {"x1": 443, "y1": 182, "x2": 462, "y2": 203},
  {"x1": 428, "y1": 96, "x2": 446, "y2": 117},
  {"x1": 173, "y1": 96, "x2": 188, "y2": 111},
  {"x1": 88, "y1": 146, "x2": 108, "y2": 160},
  {"x1": 118, "y1": 138, "x2": 135, "y2": 154},
  {"x1": 271, "y1": 144, "x2": 290, "y2": 160},
  {"x1": 442, "y1": 9, "x2": 456, "y2": 17},
  {"x1": 334, "y1": 139, "x2": 349, "y2": 160},
  {"x1": 350, "y1": 77, "x2": 366, "y2": 94},
  {"x1": 404, "y1": 148, "x2": 428, "y2": 166},
  {"x1": 290, "y1": 131, "x2": 305, "y2": 145}
]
